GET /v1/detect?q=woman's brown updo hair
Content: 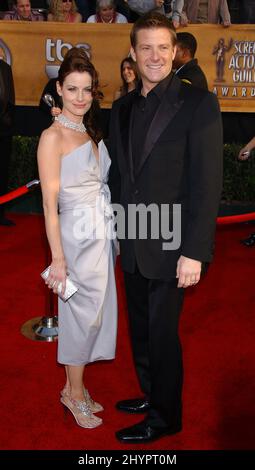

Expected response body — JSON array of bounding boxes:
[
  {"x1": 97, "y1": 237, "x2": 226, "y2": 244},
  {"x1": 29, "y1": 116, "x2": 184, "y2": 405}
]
[{"x1": 58, "y1": 47, "x2": 103, "y2": 144}]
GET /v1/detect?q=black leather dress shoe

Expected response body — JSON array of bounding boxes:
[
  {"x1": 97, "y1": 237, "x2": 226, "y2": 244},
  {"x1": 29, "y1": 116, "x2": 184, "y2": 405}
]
[
  {"x1": 0, "y1": 217, "x2": 15, "y2": 227},
  {"x1": 241, "y1": 233, "x2": 255, "y2": 247},
  {"x1": 116, "y1": 397, "x2": 150, "y2": 413},
  {"x1": 116, "y1": 419, "x2": 182, "y2": 444}
]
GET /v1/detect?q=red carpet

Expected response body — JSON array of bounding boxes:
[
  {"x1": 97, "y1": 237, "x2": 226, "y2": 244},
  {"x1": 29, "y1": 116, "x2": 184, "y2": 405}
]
[{"x1": 0, "y1": 214, "x2": 254, "y2": 450}]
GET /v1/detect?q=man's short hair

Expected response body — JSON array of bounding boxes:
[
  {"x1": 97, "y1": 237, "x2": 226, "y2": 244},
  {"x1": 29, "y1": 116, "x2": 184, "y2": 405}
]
[
  {"x1": 176, "y1": 32, "x2": 197, "y2": 58},
  {"x1": 130, "y1": 11, "x2": 177, "y2": 49},
  {"x1": 14, "y1": 0, "x2": 31, "y2": 4}
]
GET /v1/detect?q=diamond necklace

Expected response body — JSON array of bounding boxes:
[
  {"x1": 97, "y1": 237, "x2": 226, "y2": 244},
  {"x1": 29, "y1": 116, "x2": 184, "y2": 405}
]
[{"x1": 55, "y1": 113, "x2": 86, "y2": 133}]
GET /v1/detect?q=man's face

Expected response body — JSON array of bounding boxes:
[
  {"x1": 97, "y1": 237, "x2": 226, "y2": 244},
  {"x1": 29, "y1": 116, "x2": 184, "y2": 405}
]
[
  {"x1": 172, "y1": 44, "x2": 185, "y2": 69},
  {"x1": 16, "y1": 0, "x2": 31, "y2": 18},
  {"x1": 131, "y1": 28, "x2": 176, "y2": 94}
]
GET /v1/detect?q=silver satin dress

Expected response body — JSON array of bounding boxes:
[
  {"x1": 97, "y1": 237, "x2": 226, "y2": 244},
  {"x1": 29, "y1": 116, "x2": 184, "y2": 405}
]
[{"x1": 57, "y1": 140, "x2": 117, "y2": 365}]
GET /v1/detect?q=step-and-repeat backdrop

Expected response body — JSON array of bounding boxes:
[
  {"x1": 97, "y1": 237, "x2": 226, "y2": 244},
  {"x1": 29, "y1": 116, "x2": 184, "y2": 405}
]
[{"x1": 0, "y1": 22, "x2": 254, "y2": 111}]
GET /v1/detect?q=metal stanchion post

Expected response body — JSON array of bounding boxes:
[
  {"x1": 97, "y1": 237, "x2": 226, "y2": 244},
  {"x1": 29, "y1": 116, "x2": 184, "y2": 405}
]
[
  {"x1": 20, "y1": 99, "x2": 59, "y2": 340},
  {"x1": 21, "y1": 302, "x2": 58, "y2": 342},
  {"x1": 0, "y1": 179, "x2": 57, "y2": 340},
  {"x1": 32, "y1": 289, "x2": 58, "y2": 340},
  {"x1": 21, "y1": 240, "x2": 59, "y2": 342}
]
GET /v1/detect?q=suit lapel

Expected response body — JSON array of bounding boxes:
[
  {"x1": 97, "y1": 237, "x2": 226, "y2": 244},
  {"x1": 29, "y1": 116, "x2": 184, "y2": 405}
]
[
  {"x1": 136, "y1": 75, "x2": 184, "y2": 177},
  {"x1": 119, "y1": 92, "x2": 136, "y2": 182},
  {"x1": 181, "y1": 58, "x2": 197, "y2": 74}
]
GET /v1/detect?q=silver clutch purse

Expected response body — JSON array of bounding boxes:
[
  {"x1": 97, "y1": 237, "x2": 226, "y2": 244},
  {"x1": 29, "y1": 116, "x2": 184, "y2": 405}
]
[{"x1": 41, "y1": 266, "x2": 78, "y2": 302}]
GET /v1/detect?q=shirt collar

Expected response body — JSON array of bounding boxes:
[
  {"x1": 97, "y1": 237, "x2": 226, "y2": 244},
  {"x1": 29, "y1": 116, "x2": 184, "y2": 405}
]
[
  {"x1": 175, "y1": 58, "x2": 198, "y2": 74},
  {"x1": 135, "y1": 72, "x2": 174, "y2": 100}
]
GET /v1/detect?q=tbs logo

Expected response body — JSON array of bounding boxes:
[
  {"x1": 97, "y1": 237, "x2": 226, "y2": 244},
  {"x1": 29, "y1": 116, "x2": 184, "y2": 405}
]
[
  {"x1": 45, "y1": 39, "x2": 91, "y2": 78},
  {"x1": 0, "y1": 39, "x2": 12, "y2": 65}
]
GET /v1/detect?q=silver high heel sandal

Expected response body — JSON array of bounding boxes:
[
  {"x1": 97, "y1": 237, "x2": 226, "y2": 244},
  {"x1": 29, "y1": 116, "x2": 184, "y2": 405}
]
[
  {"x1": 61, "y1": 387, "x2": 104, "y2": 413},
  {"x1": 83, "y1": 388, "x2": 104, "y2": 413},
  {"x1": 60, "y1": 395, "x2": 102, "y2": 429}
]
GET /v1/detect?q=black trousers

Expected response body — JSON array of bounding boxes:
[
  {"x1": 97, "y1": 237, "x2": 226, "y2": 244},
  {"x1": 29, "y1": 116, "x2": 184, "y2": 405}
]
[
  {"x1": 0, "y1": 136, "x2": 12, "y2": 218},
  {"x1": 124, "y1": 267, "x2": 185, "y2": 429}
]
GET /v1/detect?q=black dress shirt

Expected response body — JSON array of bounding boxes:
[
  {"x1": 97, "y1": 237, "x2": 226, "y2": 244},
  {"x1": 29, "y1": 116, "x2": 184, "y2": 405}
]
[{"x1": 131, "y1": 72, "x2": 174, "y2": 173}]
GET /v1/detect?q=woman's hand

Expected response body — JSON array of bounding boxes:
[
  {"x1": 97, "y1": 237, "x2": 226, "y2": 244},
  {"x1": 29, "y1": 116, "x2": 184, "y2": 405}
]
[
  {"x1": 238, "y1": 146, "x2": 250, "y2": 161},
  {"x1": 51, "y1": 107, "x2": 62, "y2": 118},
  {"x1": 45, "y1": 258, "x2": 67, "y2": 296}
]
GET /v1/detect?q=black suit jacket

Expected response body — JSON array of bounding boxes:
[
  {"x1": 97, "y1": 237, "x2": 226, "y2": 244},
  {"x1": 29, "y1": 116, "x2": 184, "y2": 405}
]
[
  {"x1": 0, "y1": 59, "x2": 15, "y2": 136},
  {"x1": 176, "y1": 58, "x2": 208, "y2": 90},
  {"x1": 109, "y1": 74, "x2": 223, "y2": 279}
]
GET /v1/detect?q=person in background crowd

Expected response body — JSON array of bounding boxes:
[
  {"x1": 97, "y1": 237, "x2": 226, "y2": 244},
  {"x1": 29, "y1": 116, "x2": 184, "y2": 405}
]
[
  {"x1": 0, "y1": 57, "x2": 15, "y2": 226},
  {"x1": 73, "y1": 0, "x2": 130, "y2": 21},
  {"x1": 48, "y1": 0, "x2": 82, "y2": 22},
  {"x1": 86, "y1": 0, "x2": 127, "y2": 23},
  {"x1": 164, "y1": 0, "x2": 186, "y2": 28},
  {"x1": 126, "y1": 1, "x2": 184, "y2": 28},
  {"x1": 37, "y1": 47, "x2": 117, "y2": 428},
  {"x1": 173, "y1": 32, "x2": 208, "y2": 90},
  {"x1": 4, "y1": 0, "x2": 45, "y2": 20},
  {"x1": 183, "y1": 0, "x2": 231, "y2": 26},
  {"x1": 109, "y1": 12, "x2": 223, "y2": 443},
  {"x1": 238, "y1": 137, "x2": 255, "y2": 247},
  {"x1": 114, "y1": 56, "x2": 139, "y2": 100}
]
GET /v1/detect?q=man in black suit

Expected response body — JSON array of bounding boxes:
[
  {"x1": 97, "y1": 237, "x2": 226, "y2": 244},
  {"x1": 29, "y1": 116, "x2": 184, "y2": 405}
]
[
  {"x1": 173, "y1": 32, "x2": 208, "y2": 90},
  {"x1": 0, "y1": 58, "x2": 15, "y2": 226},
  {"x1": 109, "y1": 12, "x2": 222, "y2": 443}
]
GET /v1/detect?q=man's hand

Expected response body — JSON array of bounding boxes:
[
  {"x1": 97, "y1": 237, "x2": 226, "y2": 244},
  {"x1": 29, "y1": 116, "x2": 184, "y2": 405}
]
[
  {"x1": 176, "y1": 255, "x2": 202, "y2": 288},
  {"x1": 155, "y1": 0, "x2": 164, "y2": 7},
  {"x1": 172, "y1": 19, "x2": 180, "y2": 29}
]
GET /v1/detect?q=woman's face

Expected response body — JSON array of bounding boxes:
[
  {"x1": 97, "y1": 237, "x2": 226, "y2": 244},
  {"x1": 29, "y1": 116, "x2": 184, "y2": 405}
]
[
  {"x1": 57, "y1": 71, "x2": 93, "y2": 120},
  {"x1": 99, "y1": 6, "x2": 115, "y2": 22},
  {"x1": 122, "y1": 61, "x2": 136, "y2": 84},
  {"x1": 61, "y1": 0, "x2": 72, "y2": 13}
]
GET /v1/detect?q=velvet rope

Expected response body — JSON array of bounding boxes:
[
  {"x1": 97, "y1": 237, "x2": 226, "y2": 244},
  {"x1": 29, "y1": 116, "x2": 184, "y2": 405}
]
[
  {"x1": 0, "y1": 181, "x2": 254, "y2": 225},
  {"x1": 0, "y1": 180, "x2": 40, "y2": 205},
  {"x1": 217, "y1": 212, "x2": 255, "y2": 225}
]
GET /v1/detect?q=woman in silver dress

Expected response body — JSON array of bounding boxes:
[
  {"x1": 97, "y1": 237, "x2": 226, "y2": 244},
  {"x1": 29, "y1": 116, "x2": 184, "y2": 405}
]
[{"x1": 37, "y1": 47, "x2": 117, "y2": 429}]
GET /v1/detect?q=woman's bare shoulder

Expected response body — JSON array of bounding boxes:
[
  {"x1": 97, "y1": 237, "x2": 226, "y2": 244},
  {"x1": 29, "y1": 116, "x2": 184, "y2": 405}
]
[
  {"x1": 39, "y1": 125, "x2": 64, "y2": 152},
  {"x1": 38, "y1": 125, "x2": 63, "y2": 160},
  {"x1": 40, "y1": 125, "x2": 62, "y2": 144}
]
